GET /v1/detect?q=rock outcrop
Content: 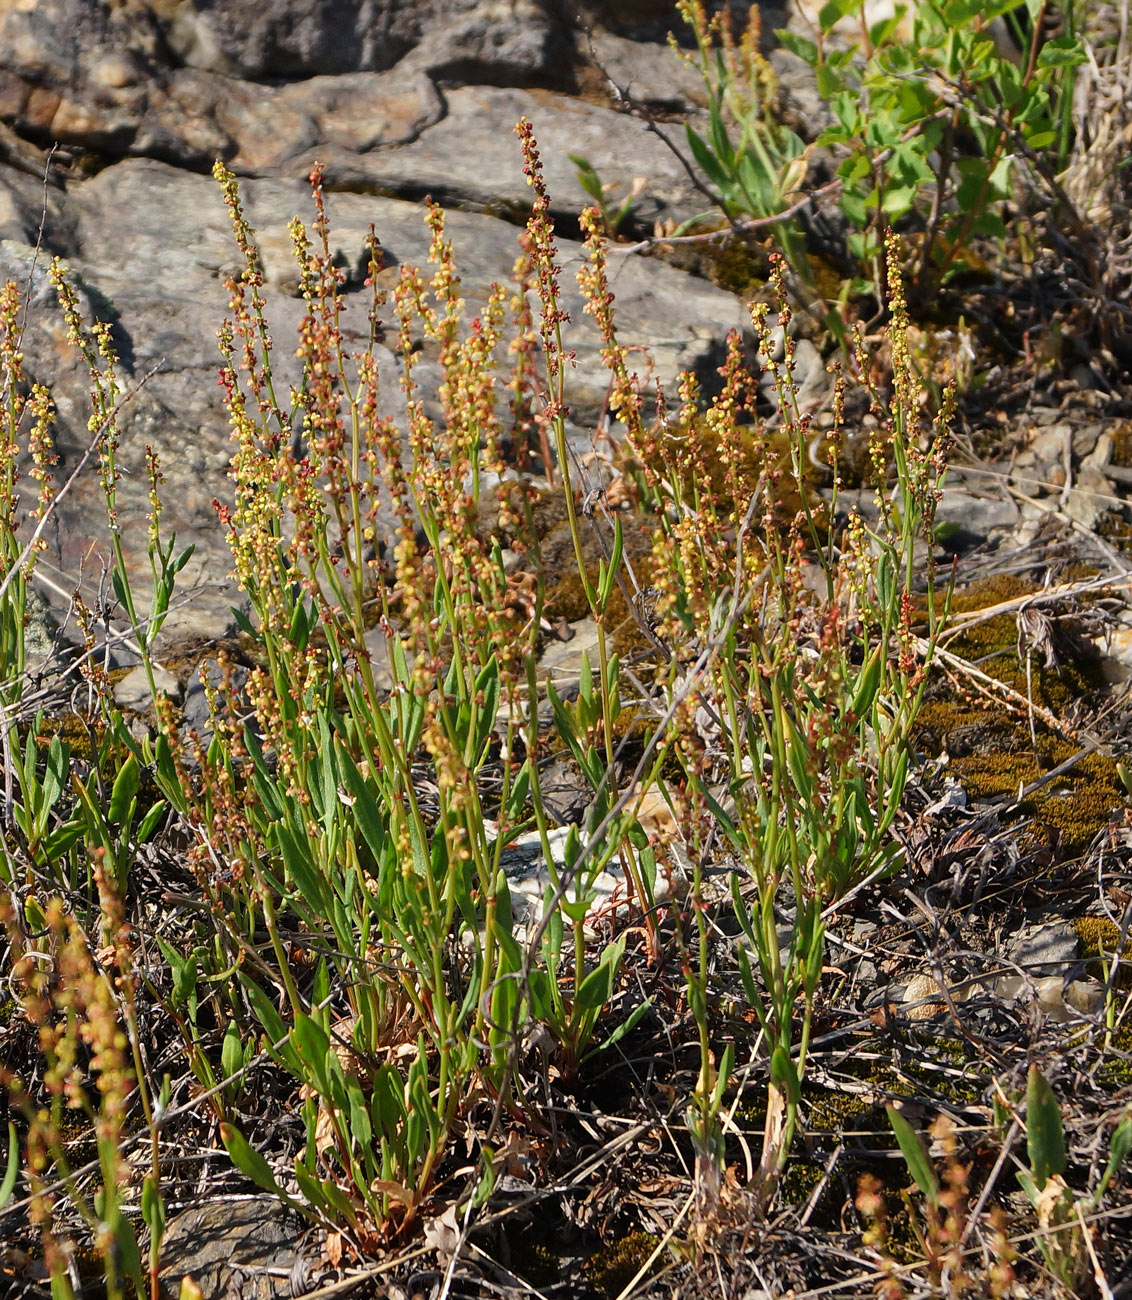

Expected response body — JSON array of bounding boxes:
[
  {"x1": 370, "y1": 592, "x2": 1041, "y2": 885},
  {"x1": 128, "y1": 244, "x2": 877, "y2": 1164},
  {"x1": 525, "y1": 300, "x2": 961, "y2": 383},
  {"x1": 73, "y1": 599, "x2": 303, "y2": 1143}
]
[{"x1": 0, "y1": 1, "x2": 784, "y2": 648}]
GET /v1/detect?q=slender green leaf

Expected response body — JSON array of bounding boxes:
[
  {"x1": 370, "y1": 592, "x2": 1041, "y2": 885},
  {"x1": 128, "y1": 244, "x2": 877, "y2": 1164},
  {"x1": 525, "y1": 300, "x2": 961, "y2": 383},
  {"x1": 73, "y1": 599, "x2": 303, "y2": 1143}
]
[
  {"x1": 581, "y1": 997, "x2": 653, "y2": 1061},
  {"x1": 685, "y1": 123, "x2": 732, "y2": 195},
  {"x1": 848, "y1": 645, "x2": 884, "y2": 721},
  {"x1": 335, "y1": 740, "x2": 386, "y2": 860},
  {"x1": 318, "y1": 715, "x2": 338, "y2": 833},
  {"x1": 157, "y1": 938, "x2": 197, "y2": 1008},
  {"x1": 712, "y1": 1043, "x2": 736, "y2": 1110},
  {"x1": 141, "y1": 1173, "x2": 166, "y2": 1245},
  {"x1": 293, "y1": 1013, "x2": 343, "y2": 1103},
  {"x1": 569, "y1": 154, "x2": 604, "y2": 204},
  {"x1": 0, "y1": 1121, "x2": 18, "y2": 1207},
  {"x1": 137, "y1": 799, "x2": 167, "y2": 844},
  {"x1": 1096, "y1": 1107, "x2": 1132, "y2": 1203},
  {"x1": 735, "y1": 943, "x2": 760, "y2": 1006},
  {"x1": 274, "y1": 819, "x2": 326, "y2": 913},
  {"x1": 41, "y1": 734, "x2": 67, "y2": 818},
  {"x1": 1016, "y1": 1167, "x2": 1041, "y2": 1210},
  {"x1": 598, "y1": 518, "x2": 624, "y2": 610},
  {"x1": 288, "y1": 596, "x2": 313, "y2": 653},
  {"x1": 107, "y1": 1203, "x2": 144, "y2": 1295},
  {"x1": 771, "y1": 1044, "x2": 801, "y2": 1107},
  {"x1": 344, "y1": 1075, "x2": 373, "y2": 1152},
  {"x1": 574, "y1": 962, "x2": 614, "y2": 1015},
  {"x1": 887, "y1": 1105, "x2": 940, "y2": 1207},
  {"x1": 221, "y1": 1020, "x2": 244, "y2": 1084},
  {"x1": 41, "y1": 819, "x2": 84, "y2": 861},
  {"x1": 241, "y1": 977, "x2": 287, "y2": 1046},
  {"x1": 221, "y1": 1122, "x2": 289, "y2": 1201},
  {"x1": 293, "y1": 1160, "x2": 331, "y2": 1213},
  {"x1": 474, "y1": 656, "x2": 501, "y2": 758},
  {"x1": 152, "y1": 733, "x2": 186, "y2": 811},
  {"x1": 108, "y1": 753, "x2": 140, "y2": 826},
  {"x1": 1026, "y1": 1065, "x2": 1066, "y2": 1189}
]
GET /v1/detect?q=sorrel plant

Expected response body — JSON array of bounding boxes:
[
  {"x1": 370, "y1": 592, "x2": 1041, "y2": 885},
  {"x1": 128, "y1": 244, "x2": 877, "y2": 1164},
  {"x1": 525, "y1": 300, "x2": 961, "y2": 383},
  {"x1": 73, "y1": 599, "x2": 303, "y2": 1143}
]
[
  {"x1": 578, "y1": 218, "x2": 950, "y2": 1204},
  {"x1": 0, "y1": 117, "x2": 948, "y2": 1278}
]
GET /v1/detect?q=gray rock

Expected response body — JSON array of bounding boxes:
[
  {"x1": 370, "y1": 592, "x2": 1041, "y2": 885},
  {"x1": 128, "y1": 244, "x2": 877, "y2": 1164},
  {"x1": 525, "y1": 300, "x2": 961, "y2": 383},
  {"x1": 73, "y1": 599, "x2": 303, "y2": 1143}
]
[
  {"x1": 180, "y1": 657, "x2": 252, "y2": 742},
  {"x1": 1073, "y1": 422, "x2": 1105, "y2": 459},
  {"x1": 578, "y1": 0, "x2": 706, "y2": 42},
  {"x1": 935, "y1": 488, "x2": 1020, "y2": 545},
  {"x1": 0, "y1": 5, "x2": 772, "y2": 662},
  {"x1": 992, "y1": 971, "x2": 1104, "y2": 1024},
  {"x1": 15, "y1": 585, "x2": 78, "y2": 683},
  {"x1": 157, "y1": 1195, "x2": 308, "y2": 1300},
  {"x1": 316, "y1": 83, "x2": 708, "y2": 231},
  {"x1": 0, "y1": 0, "x2": 566, "y2": 157},
  {"x1": 1081, "y1": 431, "x2": 1113, "y2": 470},
  {"x1": 66, "y1": 157, "x2": 745, "y2": 406},
  {"x1": 579, "y1": 28, "x2": 709, "y2": 115},
  {"x1": 1065, "y1": 465, "x2": 1115, "y2": 530},
  {"x1": 112, "y1": 663, "x2": 181, "y2": 714},
  {"x1": 768, "y1": 47, "x2": 832, "y2": 137},
  {"x1": 759, "y1": 335, "x2": 828, "y2": 412},
  {"x1": 131, "y1": 67, "x2": 443, "y2": 175},
  {"x1": 537, "y1": 754, "x2": 594, "y2": 825},
  {"x1": 994, "y1": 919, "x2": 1105, "y2": 1023},
  {"x1": 0, "y1": 148, "x2": 71, "y2": 246},
  {"x1": 1029, "y1": 423, "x2": 1071, "y2": 464},
  {"x1": 0, "y1": 0, "x2": 725, "y2": 235},
  {"x1": 151, "y1": 0, "x2": 423, "y2": 79},
  {"x1": 537, "y1": 617, "x2": 603, "y2": 693},
  {"x1": 1070, "y1": 361, "x2": 1103, "y2": 391},
  {"x1": 1029, "y1": 405, "x2": 1061, "y2": 426},
  {"x1": 1006, "y1": 920, "x2": 1083, "y2": 976}
]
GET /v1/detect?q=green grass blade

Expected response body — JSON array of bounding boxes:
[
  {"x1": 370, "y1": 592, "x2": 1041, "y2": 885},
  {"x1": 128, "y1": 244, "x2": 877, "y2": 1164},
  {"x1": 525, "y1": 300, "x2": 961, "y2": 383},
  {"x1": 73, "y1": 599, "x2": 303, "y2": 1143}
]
[{"x1": 886, "y1": 1105, "x2": 940, "y2": 1207}]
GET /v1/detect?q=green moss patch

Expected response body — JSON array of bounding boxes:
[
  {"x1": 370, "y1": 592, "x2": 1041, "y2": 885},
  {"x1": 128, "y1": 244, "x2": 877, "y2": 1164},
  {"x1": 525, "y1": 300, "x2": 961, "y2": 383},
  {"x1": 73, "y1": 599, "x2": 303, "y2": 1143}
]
[
  {"x1": 584, "y1": 1231, "x2": 662, "y2": 1297},
  {"x1": 916, "y1": 574, "x2": 1123, "y2": 853},
  {"x1": 1073, "y1": 916, "x2": 1132, "y2": 988}
]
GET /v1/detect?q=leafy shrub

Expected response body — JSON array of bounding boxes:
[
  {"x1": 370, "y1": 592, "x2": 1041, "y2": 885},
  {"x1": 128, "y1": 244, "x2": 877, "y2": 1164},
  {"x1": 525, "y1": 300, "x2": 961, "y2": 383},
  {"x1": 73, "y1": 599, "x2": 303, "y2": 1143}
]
[
  {"x1": 781, "y1": 0, "x2": 1085, "y2": 294},
  {"x1": 672, "y1": 0, "x2": 1085, "y2": 311}
]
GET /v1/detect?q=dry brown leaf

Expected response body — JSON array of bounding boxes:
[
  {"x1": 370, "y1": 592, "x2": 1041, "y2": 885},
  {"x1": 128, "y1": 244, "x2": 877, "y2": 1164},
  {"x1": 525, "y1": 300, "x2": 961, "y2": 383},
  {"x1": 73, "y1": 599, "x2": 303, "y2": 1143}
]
[
  {"x1": 370, "y1": 1178, "x2": 415, "y2": 1208},
  {"x1": 324, "y1": 1230, "x2": 344, "y2": 1269},
  {"x1": 314, "y1": 1103, "x2": 339, "y2": 1160},
  {"x1": 422, "y1": 1203, "x2": 462, "y2": 1260}
]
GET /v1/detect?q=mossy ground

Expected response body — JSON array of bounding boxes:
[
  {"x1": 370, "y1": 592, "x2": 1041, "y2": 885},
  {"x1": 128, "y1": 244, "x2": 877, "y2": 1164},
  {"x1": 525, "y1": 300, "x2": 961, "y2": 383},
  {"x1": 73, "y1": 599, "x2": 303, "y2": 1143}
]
[
  {"x1": 584, "y1": 1232, "x2": 662, "y2": 1297},
  {"x1": 915, "y1": 574, "x2": 1124, "y2": 855},
  {"x1": 1073, "y1": 915, "x2": 1132, "y2": 986}
]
